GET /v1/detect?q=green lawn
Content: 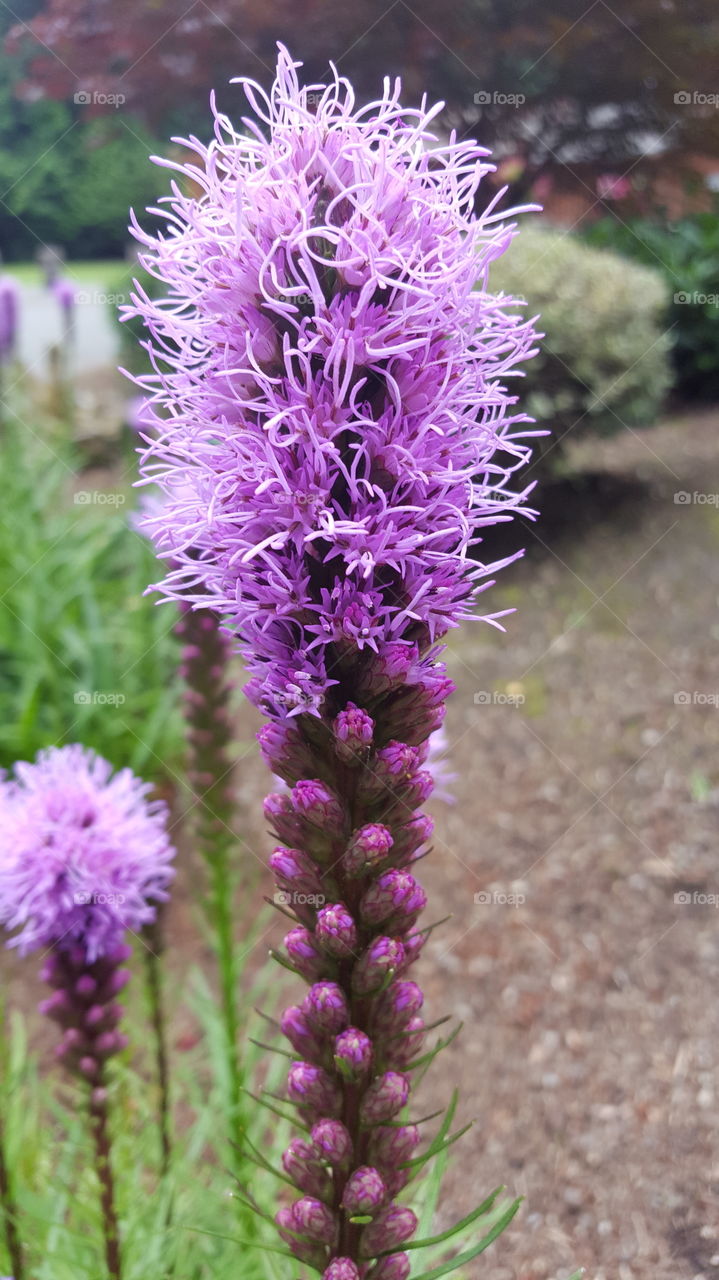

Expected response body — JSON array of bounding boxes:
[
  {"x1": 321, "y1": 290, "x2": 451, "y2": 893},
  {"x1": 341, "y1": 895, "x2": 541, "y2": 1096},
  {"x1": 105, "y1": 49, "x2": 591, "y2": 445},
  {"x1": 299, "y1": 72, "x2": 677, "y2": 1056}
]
[{"x1": 4, "y1": 259, "x2": 131, "y2": 288}]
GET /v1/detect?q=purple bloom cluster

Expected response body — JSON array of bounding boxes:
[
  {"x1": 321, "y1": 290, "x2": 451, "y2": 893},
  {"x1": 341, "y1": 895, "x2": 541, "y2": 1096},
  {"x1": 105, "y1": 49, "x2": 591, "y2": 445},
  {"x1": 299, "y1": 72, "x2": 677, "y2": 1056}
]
[
  {"x1": 0, "y1": 744, "x2": 174, "y2": 961},
  {"x1": 128, "y1": 46, "x2": 537, "y2": 1275}
]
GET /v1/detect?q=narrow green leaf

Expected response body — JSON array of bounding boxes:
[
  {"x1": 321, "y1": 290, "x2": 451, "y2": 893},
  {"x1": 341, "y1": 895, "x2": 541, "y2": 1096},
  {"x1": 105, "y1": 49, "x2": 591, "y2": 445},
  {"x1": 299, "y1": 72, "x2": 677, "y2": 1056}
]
[
  {"x1": 409, "y1": 1198, "x2": 522, "y2": 1279},
  {"x1": 406, "y1": 1022, "x2": 463, "y2": 1071},
  {"x1": 403, "y1": 1186, "x2": 504, "y2": 1250}
]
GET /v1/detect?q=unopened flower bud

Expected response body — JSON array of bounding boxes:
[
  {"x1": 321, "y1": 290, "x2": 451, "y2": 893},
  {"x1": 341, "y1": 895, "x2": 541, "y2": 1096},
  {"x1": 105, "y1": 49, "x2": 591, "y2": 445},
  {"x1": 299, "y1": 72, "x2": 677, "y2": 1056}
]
[
  {"x1": 311, "y1": 1118, "x2": 353, "y2": 1168},
  {"x1": 281, "y1": 1006, "x2": 326, "y2": 1062},
  {"x1": 368, "y1": 1123, "x2": 420, "y2": 1167},
  {"x1": 303, "y1": 982, "x2": 350, "y2": 1034},
  {"x1": 284, "y1": 926, "x2": 329, "y2": 981},
  {"x1": 334, "y1": 1027, "x2": 373, "y2": 1080},
  {"x1": 344, "y1": 824, "x2": 394, "y2": 877},
  {"x1": 342, "y1": 1165, "x2": 387, "y2": 1217},
  {"x1": 315, "y1": 903, "x2": 358, "y2": 958},
  {"x1": 334, "y1": 703, "x2": 374, "y2": 763},
  {"x1": 323, "y1": 1260, "x2": 362, "y2": 1280},
  {"x1": 373, "y1": 981, "x2": 424, "y2": 1037},
  {"x1": 292, "y1": 779, "x2": 344, "y2": 833},
  {"x1": 290, "y1": 1196, "x2": 339, "y2": 1246},
  {"x1": 352, "y1": 937, "x2": 405, "y2": 996},
  {"x1": 360, "y1": 1205, "x2": 417, "y2": 1258},
  {"x1": 282, "y1": 1138, "x2": 333, "y2": 1200},
  {"x1": 360, "y1": 870, "x2": 426, "y2": 931},
  {"x1": 359, "y1": 1072, "x2": 410, "y2": 1125},
  {"x1": 366, "y1": 1252, "x2": 412, "y2": 1280},
  {"x1": 287, "y1": 1062, "x2": 342, "y2": 1118}
]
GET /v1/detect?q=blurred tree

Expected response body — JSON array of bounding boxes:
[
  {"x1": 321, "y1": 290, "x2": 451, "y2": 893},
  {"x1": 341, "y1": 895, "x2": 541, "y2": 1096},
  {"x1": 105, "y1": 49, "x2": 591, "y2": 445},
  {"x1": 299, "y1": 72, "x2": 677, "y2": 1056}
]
[
  {"x1": 6, "y1": 0, "x2": 719, "y2": 190},
  {"x1": 0, "y1": 0, "x2": 163, "y2": 259}
]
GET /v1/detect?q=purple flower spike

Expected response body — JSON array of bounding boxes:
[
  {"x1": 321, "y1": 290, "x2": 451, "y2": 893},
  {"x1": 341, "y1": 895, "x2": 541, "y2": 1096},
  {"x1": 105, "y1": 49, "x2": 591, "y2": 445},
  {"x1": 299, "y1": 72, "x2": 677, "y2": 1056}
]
[
  {"x1": 334, "y1": 1027, "x2": 373, "y2": 1081},
  {"x1": 352, "y1": 937, "x2": 405, "y2": 997},
  {"x1": 342, "y1": 1166, "x2": 387, "y2": 1218},
  {"x1": 323, "y1": 1260, "x2": 362, "y2": 1280},
  {"x1": 366, "y1": 1253, "x2": 411, "y2": 1280},
  {"x1": 334, "y1": 704, "x2": 374, "y2": 764},
  {"x1": 311, "y1": 1119, "x2": 353, "y2": 1170},
  {"x1": 0, "y1": 744, "x2": 174, "y2": 960},
  {"x1": 360, "y1": 871, "x2": 427, "y2": 932},
  {"x1": 130, "y1": 42, "x2": 539, "y2": 1273},
  {"x1": 287, "y1": 1062, "x2": 342, "y2": 1119},
  {"x1": 315, "y1": 903, "x2": 358, "y2": 958},
  {"x1": 359, "y1": 1073, "x2": 410, "y2": 1126},
  {"x1": 359, "y1": 1206, "x2": 418, "y2": 1259},
  {"x1": 344, "y1": 825, "x2": 394, "y2": 878}
]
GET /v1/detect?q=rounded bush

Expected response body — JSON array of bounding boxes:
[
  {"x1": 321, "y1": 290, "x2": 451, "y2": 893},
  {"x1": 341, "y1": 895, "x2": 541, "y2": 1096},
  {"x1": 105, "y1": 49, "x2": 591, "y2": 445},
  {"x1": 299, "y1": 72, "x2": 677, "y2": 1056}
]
[{"x1": 488, "y1": 227, "x2": 672, "y2": 457}]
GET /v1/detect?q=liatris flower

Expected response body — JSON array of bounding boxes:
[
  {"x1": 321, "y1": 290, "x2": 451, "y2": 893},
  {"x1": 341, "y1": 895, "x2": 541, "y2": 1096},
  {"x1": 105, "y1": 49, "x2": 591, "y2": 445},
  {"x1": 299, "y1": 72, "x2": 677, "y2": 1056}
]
[
  {"x1": 128, "y1": 45, "x2": 537, "y2": 1276},
  {"x1": 0, "y1": 744, "x2": 175, "y2": 1280},
  {"x1": 0, "y1": 276, "x2": 18, "y2": 364}
]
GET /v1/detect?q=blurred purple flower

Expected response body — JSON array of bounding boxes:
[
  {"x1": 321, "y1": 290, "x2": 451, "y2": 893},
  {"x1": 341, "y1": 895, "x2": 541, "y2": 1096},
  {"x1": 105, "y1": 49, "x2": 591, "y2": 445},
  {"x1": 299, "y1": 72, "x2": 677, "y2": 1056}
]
[{"x1": 0, "y1": 744, "x2": 175, "y2": 961}]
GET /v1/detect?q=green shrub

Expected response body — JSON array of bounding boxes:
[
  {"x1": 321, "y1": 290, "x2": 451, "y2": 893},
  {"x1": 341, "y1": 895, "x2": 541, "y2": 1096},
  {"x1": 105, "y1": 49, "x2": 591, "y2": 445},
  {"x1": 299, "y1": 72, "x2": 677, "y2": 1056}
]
[
  {"x1": 584, "y1": 207, "x2": 719, "y2": 401},
  {"x1": 489, "y1": 227, "x2": 672, "y2": 460}
]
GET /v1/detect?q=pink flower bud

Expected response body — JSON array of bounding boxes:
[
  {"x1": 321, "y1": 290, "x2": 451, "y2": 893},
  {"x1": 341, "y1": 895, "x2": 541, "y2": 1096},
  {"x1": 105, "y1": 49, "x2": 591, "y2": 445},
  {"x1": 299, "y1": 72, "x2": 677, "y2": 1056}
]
[
  {"x1": 284, "y1": 926, "x2": 329, "y2": 981},
  {"x1": 344, "y1": 824, "x2": 394, "y2": 877},
  {"x1": 385, "y1": 1016, "x2": 425, "y2": 1068},
  {"x1": 287, "y1": 1062, "x2": 342, "y2": 1119},
  {"x1": 292, "y1": 779, "x2": 345, "y2": 833},
  {"x1": 302, "y1": 982, "x2": 350, "y2": 1034},
  {"x1": 280, "y1": 1006, "x2": 326, "y2": 1062},
  {"x1": 311, "y1": 1118, "x2": 353, "y2": 1168},
  {"x1": 323, "y1": 1260, "x2": 362, "y2": 1280},
  {"x1": 315, "y1": 903, "x2": 358, "y2": 958},
  {"x1": 334, "y1": 1027, "x2": 373, "y2": 1080},
  {"x1": 373, "y1": 981, "x2": 424, "y2": 1037},
  {"x1": 368, "y1": 1123, "x2": 420, "y2": 1167},
  {"x1": 360, "y1": 1205, "x2": 417, "y2": 1258},
  {"x1": 352, "y1": 937, "x2": 405, "y2": 996},
  {"x1": 282, "y1": 1138, "x2": 333, "y2": 1200},
  {"x1": 342, "y1": 1165, "x2": 387, "y2": 1216},
  {"x1": 366, "y1": 1252, "x2": 411, "y2": 1280},
  {"x1": 290, "y1": 1196, "x2": 339, "y2": 1246},
  {"x1": 359, "y1": 1072, "x2": 410, "y2": 1125},
  {"x1": 334, "y1": 703, "x2": 374, "y2": 763},
  {"x1": 360, "y1": 870, "x2": 426, "y2": 931}
]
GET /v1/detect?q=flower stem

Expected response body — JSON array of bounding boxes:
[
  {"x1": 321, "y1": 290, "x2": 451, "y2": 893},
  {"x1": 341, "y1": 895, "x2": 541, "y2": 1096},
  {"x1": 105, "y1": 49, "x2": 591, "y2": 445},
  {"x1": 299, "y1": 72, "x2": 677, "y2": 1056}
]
[
  {"x1": 0, "y1": 1112, "x2": 24, "y2": 1280},
  {"x1": 89, "y1": 1076, "x2": 122, "y2": 1280},
  {"x1": 143, "y1": 918, "x2": 172, "y2": 1175}
]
